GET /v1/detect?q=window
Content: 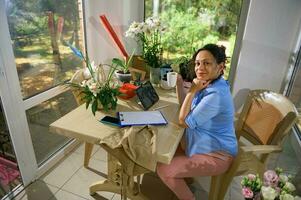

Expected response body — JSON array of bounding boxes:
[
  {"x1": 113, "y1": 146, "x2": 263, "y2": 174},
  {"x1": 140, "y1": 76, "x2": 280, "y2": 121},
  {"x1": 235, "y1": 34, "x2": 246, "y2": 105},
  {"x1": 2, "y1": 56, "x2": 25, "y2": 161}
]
[
  {"x1": 144, "y1": 0, "x2": 242, "y2": 79},
  {"x1": 287, "y1": 47, "x2": 301, "y2": 138},
  {"x1": 6, "y1": 0, "x2": 85, "y2": 99},
  {"x1": 5, "y1": 0, "x2": 85, "y2": 165}
]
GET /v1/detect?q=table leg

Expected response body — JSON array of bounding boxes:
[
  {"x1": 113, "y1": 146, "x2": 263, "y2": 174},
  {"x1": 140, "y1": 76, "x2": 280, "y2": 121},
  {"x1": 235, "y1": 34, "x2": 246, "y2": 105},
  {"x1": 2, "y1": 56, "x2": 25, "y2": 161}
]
[{"x1": 84, "y1": 142, "x2": 93, "y2": 168}]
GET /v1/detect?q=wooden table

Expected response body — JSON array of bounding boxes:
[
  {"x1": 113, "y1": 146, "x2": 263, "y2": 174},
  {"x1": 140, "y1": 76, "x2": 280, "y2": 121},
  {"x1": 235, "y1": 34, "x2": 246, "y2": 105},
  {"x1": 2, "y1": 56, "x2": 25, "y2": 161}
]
[{"x1": 50, "y1": 89, "x2": 184, "y2": 199}]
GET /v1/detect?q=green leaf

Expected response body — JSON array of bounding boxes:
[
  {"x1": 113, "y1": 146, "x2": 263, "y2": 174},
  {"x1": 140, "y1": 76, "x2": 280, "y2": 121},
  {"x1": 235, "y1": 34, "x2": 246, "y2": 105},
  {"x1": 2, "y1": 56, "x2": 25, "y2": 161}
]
[
  {"x1": 85, "y1": 101, "x2": 90, "y2": 109},
  {"x1": 91, "y1": 100, "x2": 98, "y2": 116},
  {"x1": 112, "y1": 58, "x2": 125, "y2": 68}
]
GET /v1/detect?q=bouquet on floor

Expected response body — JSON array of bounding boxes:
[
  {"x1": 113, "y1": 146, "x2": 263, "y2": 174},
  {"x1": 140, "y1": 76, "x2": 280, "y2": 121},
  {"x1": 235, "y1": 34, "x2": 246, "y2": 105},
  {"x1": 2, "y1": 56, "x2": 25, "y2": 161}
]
[{"x1": 241, "y1": 168, "x2": 300, "y2": 200}]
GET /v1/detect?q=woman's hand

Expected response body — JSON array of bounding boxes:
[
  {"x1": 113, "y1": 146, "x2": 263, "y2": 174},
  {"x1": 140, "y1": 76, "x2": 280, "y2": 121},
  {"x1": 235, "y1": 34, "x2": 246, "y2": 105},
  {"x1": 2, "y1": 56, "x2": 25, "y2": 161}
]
[{"x1": 190, "y1": 78, "x2": 210, "y2": 93}]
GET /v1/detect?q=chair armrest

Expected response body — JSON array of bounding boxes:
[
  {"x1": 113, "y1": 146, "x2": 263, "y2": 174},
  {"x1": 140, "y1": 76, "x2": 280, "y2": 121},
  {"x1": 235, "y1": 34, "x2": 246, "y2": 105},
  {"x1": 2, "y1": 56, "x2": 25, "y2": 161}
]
[
  {"x1": 241, "y1": 145, "x2": 282, "y2": 154},
  {"x1": 234, "y1": 112, "x2": 240, "y2": 120}
]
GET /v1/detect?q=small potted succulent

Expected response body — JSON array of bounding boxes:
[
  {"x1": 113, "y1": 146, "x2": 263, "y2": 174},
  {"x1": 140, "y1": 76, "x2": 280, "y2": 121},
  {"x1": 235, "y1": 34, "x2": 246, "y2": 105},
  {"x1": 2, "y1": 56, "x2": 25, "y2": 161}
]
[{"x1": 112, "y1": 52, "x2": 134, "y2": 83}]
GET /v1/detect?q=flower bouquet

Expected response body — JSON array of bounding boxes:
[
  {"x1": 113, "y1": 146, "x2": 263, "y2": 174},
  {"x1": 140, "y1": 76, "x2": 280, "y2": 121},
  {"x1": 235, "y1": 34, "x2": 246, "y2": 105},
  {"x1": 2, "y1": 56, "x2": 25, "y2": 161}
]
[
  {"x1": 125, "y1": 16, "x2": 166, "y2": 84},
  {"x1": 241, "y1": 174, "x2": 262, "y2": 200},
  {"x1": 241, "y1": 168, "x2": 300, "y2": 200},
  {"x1": 67, "y1": 45, "x2": 120, "y2": 115}
]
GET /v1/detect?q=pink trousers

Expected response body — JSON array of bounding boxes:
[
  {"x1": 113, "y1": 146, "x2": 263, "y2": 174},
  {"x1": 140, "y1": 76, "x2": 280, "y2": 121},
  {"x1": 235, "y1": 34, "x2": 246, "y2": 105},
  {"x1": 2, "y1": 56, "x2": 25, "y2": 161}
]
[{"x1": 156, "y1": 149, "x2": 233, "y2": 200}]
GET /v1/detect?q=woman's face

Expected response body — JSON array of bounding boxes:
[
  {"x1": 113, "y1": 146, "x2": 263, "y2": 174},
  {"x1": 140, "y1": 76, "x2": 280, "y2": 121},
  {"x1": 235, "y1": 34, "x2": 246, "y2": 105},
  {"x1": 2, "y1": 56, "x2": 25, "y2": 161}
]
[{"x1": 194, "y1": 50, "x2": 224, "y2": 81}]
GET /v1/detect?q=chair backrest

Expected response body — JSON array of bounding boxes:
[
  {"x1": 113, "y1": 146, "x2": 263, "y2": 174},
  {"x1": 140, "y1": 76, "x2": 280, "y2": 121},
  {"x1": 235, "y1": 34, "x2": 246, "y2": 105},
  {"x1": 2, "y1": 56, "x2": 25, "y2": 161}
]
[{"x1": 236, "y1": 89, "x2": 298, "y2": 145}]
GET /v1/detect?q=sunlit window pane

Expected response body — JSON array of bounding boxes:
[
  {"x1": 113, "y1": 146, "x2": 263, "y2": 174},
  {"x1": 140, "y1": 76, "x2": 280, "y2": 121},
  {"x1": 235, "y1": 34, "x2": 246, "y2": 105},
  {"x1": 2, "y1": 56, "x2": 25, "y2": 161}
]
[
  {"x1": 144, "y1": 0, "x2": 242, "y2": 79},
  {"x1": 26, "y1": 91, "x2": 77, "y2": 165},
  {"x1": 5, "y1": 0, "x2": 84, "y2": 98},
  {"x1": 288, "y1": 62, "x2": 301, "y2": 136}
]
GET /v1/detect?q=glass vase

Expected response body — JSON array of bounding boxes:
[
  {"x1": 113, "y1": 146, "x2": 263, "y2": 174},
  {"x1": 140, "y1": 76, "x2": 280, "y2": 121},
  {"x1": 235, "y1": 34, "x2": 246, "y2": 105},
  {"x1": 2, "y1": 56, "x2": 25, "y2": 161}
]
[{"x1": 149, "y1": 67, "x2": 161, "y2": 85}]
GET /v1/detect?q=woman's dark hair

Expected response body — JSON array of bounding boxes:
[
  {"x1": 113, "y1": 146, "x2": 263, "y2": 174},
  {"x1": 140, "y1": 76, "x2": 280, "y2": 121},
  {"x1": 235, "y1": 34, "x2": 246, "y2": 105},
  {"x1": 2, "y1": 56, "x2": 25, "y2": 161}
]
[{"x1": 192, "y1": 44, "x2": 227, "y2": 65}]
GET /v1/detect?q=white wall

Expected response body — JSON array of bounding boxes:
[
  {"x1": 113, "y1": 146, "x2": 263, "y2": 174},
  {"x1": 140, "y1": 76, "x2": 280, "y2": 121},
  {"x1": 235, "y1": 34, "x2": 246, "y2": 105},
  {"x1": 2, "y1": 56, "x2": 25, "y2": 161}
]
[
  {"x1": 84, "y1": 0, "x2": 144, "y2": 65},
  {"x1": 232, "y1": 0, "x2": 301, "y2": 111}
]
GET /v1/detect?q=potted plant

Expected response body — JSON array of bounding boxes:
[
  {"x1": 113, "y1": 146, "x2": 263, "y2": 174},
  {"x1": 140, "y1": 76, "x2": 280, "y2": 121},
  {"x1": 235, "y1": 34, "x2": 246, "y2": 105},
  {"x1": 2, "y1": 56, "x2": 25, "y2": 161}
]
[
  {"x1": 67, "y1": 44, "x2": 120, "y2": 115},
  {"x1": 177, "y1": 56, "x2": 196, "y2": 82},
  {"x1": 125, "y1": 16, "x2": 166, "y2": 85},
  {"x1": 112, "y1": 52, "x2": 134, "y2": 83}
]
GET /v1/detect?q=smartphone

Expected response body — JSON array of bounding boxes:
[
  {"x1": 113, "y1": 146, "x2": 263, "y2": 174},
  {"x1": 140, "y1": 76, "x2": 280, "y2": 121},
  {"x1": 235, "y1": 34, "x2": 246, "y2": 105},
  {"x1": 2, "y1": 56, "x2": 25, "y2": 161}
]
[{"x1": 100, "y1": 116, "x2": 120, "y2": 127}]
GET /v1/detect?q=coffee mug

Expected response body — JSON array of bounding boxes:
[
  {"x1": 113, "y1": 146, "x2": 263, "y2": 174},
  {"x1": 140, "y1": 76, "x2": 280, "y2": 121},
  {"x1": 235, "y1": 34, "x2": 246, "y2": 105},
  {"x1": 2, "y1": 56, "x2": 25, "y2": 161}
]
[{"x1": 167, "y1": 72, "x2": 177, "y2": 88}]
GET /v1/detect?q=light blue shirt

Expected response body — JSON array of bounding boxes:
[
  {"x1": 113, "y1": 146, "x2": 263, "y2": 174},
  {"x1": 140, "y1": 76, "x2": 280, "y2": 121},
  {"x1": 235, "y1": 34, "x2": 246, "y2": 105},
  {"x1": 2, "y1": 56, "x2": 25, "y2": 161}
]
[{"x1": 185, "y1": 77, "x2": 237, "y2": 157}]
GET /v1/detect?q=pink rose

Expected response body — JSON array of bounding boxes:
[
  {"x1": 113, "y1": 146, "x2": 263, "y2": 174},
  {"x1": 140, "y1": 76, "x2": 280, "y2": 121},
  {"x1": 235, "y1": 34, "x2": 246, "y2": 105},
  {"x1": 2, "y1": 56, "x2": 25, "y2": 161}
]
[
  {"x1": 242, "y1": 187, "x2": 254, "y2": 199},
  {"x1": 264, "y1": 170, "x2": 279, "y2": 187},
  {"x1": 247, "y1": 174, "x2": 256, "y2": 181}
]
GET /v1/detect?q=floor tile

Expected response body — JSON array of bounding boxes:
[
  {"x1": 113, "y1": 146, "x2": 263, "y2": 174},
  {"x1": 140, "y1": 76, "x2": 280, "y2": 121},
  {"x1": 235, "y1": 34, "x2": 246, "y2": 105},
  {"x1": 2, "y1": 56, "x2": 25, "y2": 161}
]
[
  {"x1": 62, "y1": 158, "x2": 112, "y2": 200},
  {"x1": 195, "y1": 176, "x2": 211, "y2": 193},
  {"x1": 229, "y1": 176, "x2": 244, "y2": 200},
  {"x1": 14, "y1": 180, "x2": 59, "y2": 200},
  {"x1": 39, "y1": 152, "x2": 83, "y2": 188},
  {"x1": 50, "y1": 189, "x2": 89, "y2": 200},
  {"x1": 139, "y1": 173, "x2": 174, "y2": 200},
  {"x1": 91, "y1": 147, "x2": 108, "y2": 162},
  {"x1": 74, "y1": 142, "x2": 100, "y2": 156},
  {"x1": 111, "y1": 194, "x2": 127, "y2": 200},
  {"x1": 88, "y1": 191, "x2": 115, "y2": 200}
]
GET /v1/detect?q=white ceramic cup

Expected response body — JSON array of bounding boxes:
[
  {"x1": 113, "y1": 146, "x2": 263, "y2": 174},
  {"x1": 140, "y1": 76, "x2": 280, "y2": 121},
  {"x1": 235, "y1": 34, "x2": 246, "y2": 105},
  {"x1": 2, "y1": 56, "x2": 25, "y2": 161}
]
[{"x1": 167, "y1": 72, "x2": 177, "y2": 88}]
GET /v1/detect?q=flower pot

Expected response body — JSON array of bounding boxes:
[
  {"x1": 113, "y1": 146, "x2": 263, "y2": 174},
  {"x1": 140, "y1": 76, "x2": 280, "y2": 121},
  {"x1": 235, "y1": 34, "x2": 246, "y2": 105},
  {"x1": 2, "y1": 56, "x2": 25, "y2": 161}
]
[
  {"x1": 118, "y1": 83, "x2": 138, "y2": 100},
  {"x1": 149, "y1": 67, "x2": 161, "y2": 85},
  {"x1": 115, "y1": 71, "x2": 132, "y2": 83}
]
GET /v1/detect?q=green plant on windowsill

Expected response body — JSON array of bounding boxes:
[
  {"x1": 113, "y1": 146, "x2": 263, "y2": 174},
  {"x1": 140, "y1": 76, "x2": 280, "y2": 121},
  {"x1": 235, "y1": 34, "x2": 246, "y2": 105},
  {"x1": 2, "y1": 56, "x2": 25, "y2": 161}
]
[
  {"x1": 125, "y1": 16, "x2": 165, "y2": 69},
  {"x1": 112, "y1": 51, "x2": 135, "y2": 74},
  {"x1": 67, "y1": 44, "x2": 120, "y2": 115},
  {"x1": 112, "y1": 51, "x2": 135, "y2": 83}
]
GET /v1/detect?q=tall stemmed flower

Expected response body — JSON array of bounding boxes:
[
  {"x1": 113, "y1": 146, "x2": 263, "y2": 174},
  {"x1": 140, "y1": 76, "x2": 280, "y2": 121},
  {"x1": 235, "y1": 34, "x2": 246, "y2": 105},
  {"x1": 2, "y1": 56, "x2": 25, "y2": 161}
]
[
  {"x1": 125, "y1": 16, "x2": 166, "y2": 68},
  {"x1": 68, "y1": 44, "x2": 120, "y2": 115}
]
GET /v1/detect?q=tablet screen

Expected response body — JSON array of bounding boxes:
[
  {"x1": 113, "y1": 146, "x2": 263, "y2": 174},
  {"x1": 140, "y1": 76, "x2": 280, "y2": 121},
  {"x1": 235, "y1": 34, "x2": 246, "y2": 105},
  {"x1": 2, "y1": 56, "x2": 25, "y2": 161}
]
[{"x1": 135, "y1": 81, "x2": 159, "y2": 110}]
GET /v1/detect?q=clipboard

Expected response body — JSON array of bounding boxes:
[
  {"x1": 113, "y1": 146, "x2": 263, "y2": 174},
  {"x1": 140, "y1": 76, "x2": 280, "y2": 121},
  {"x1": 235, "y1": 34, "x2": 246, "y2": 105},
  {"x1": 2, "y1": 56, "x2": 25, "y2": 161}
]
[{"x1": 118, "y1": 111, "x2": 168, "y2": 126}]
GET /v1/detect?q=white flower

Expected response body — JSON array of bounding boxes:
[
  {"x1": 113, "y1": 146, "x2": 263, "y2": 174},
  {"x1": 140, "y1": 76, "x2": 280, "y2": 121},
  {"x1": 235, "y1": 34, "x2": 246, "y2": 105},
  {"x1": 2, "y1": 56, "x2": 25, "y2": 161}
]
[
  {"x1": 144, "y1": 16, "x2": 166, "y2": 32},
  {"x1": 141, "y1": 22, "x2": 151, "y2": 35},
  {"x1": 88, "y1": 82, "x2": 100, "y2": 97},
  {"x1": 261, "y1": 186, "x2": 278, "y2": 200},
  {"x1": 83, "y1": 67, "x2": 92, "y2": 79},
  {"x1": 279, "y1": 174, "x2": 289, "y2": 183},
  {"x1": 280, "y1": 194, "x2": 295, "y2": 200},
  {"x1": 294, "y1": 196, "x2": 301, "y2": 200},
  {"x1": 145, "y1": 16, "x2": 160, "y2": 28},
  {"x1": 125, "y1": 21, "x2": 144, "y2": 38},
  {"x1": 283, "y1": 182, "x2": 296, "y2": 192},
  {"x1": 80, "y1": 80, "x2": 87, "y2": 87},
  {"x1": 83, "y1": 61, "x2": 98, "y2": 79}
]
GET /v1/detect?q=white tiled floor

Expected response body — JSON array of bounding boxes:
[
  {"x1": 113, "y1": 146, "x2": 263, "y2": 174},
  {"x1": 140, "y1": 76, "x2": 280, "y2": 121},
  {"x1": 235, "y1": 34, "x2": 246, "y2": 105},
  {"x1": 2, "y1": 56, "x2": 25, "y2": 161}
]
[{"x1": 12, "y1": 136, "x2": 301, "y2": 200}]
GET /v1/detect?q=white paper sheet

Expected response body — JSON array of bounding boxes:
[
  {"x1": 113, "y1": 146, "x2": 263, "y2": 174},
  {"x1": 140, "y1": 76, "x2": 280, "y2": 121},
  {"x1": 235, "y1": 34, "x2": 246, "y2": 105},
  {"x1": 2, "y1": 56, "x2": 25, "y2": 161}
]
[{"x1": 118, "y1": 111, "x2": 168, "y2": 126}]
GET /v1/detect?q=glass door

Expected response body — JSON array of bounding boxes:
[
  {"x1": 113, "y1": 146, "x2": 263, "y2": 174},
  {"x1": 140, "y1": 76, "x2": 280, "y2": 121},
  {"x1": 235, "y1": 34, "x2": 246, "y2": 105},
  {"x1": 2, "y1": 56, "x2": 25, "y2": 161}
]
[
  {"x1": 3, "y1": 0, "x2": 84, "y2": 166},
  {"x1": 0, "y1": 100, "x2": 22, "y2": 199},
  {"x1": 0, "y1": 0, "x2": 85, "y2": 192}
]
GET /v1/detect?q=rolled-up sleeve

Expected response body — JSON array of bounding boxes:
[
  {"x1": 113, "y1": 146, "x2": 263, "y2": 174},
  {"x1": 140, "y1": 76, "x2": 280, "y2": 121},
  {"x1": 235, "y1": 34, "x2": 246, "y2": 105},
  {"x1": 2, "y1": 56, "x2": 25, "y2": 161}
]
[{"x1": 185, "y1": 91, "x2": 221, "y2": 129}]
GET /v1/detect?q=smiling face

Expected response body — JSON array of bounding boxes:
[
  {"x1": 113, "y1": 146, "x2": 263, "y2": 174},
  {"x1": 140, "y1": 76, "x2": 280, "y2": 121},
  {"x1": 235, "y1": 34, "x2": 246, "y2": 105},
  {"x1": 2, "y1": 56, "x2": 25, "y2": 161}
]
[{"x1": 194, "y1": 50, "x2": 224, "y2": 81}]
